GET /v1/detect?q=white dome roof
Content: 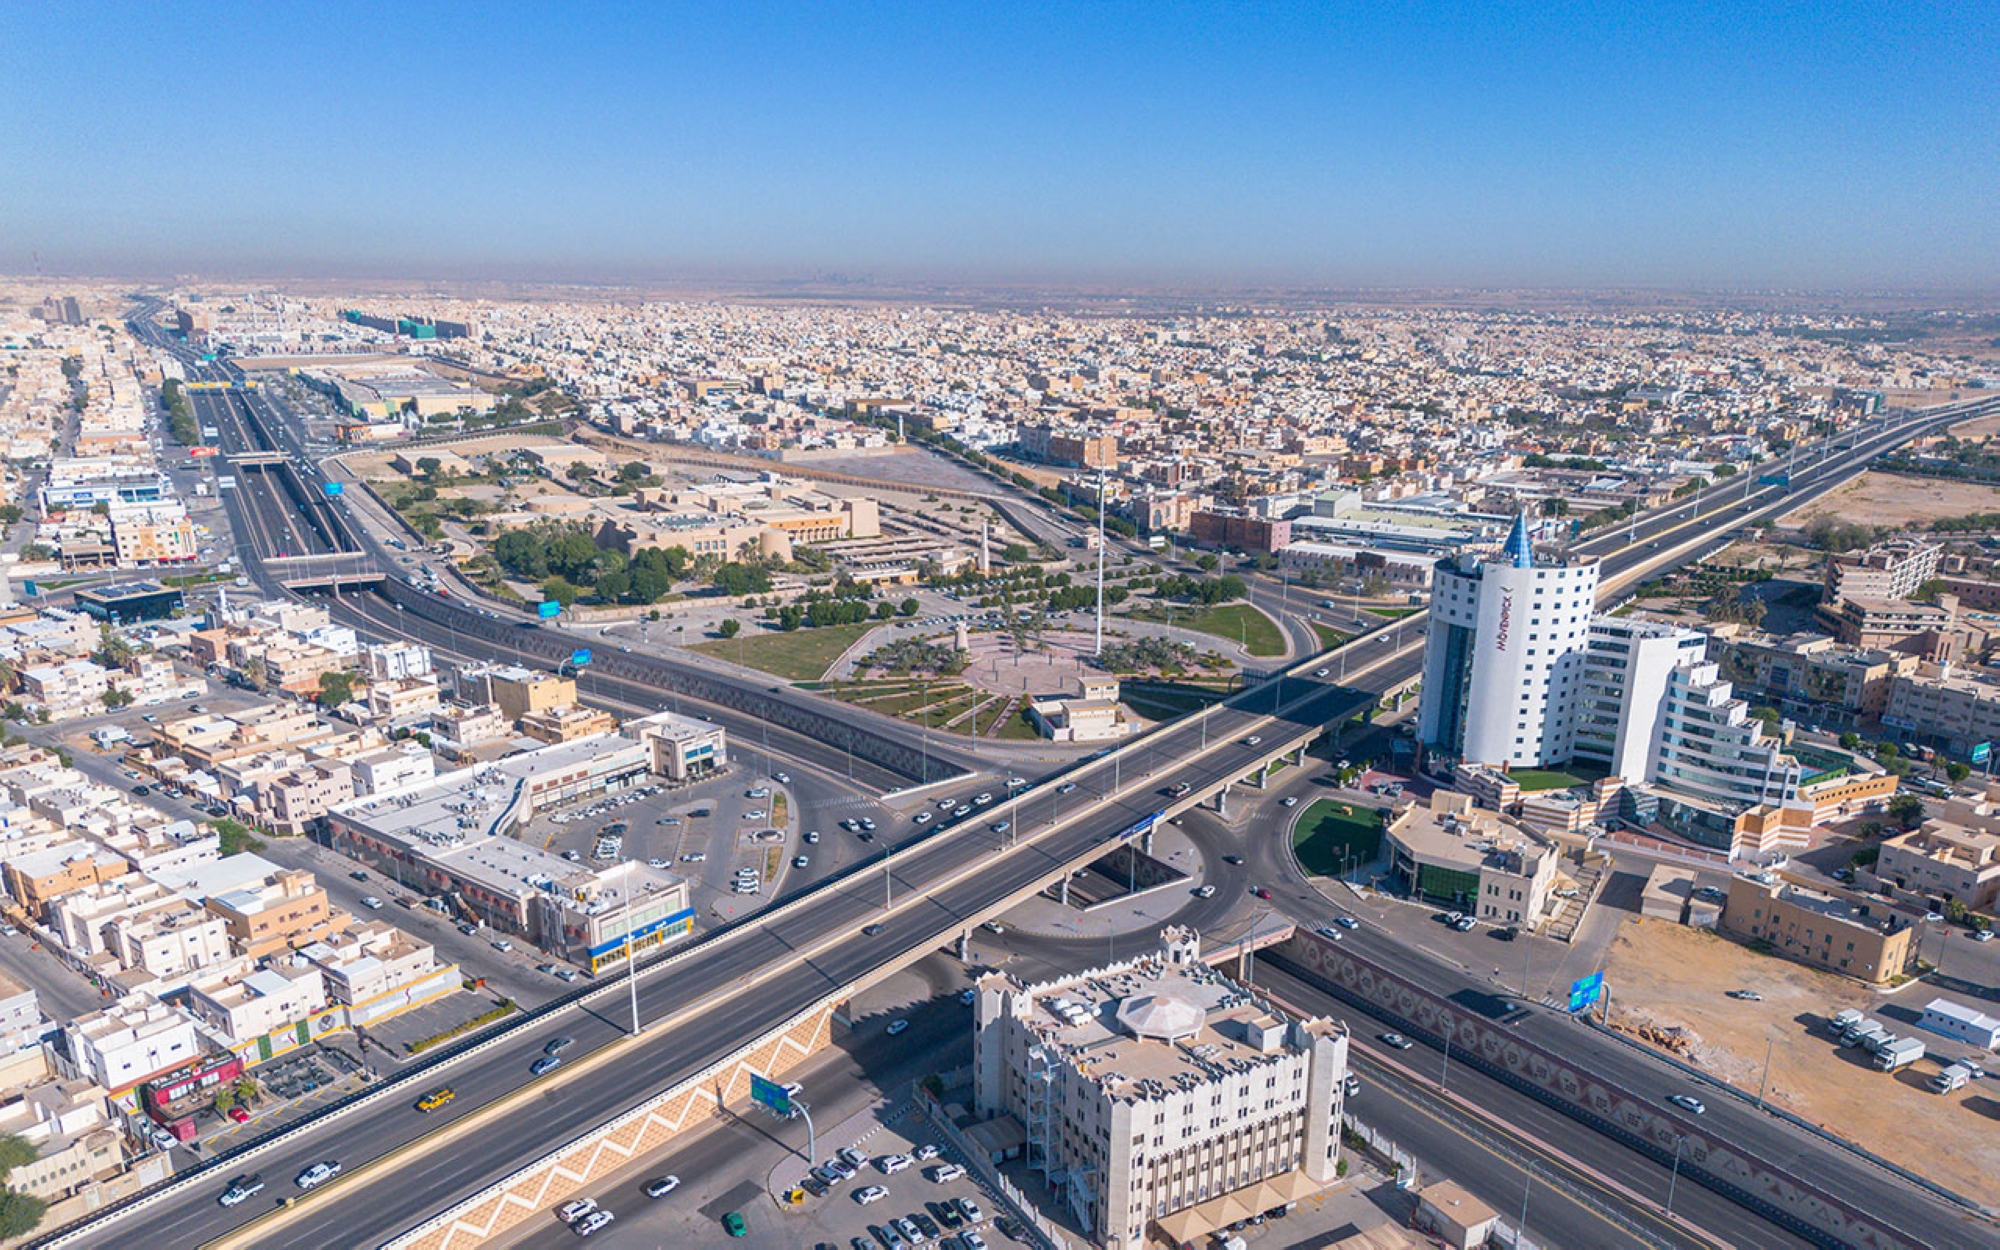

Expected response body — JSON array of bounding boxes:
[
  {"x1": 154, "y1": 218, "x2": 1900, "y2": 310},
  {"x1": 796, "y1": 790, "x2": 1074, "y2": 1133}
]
[{"x1": 1116, "y1": 992, "x2": 1204, "y2": 1041}]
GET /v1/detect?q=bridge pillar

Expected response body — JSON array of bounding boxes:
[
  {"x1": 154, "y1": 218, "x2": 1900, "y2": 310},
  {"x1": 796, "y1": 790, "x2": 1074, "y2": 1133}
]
[
  {"x1": 956, "y1": 930, "x2": 970, "y2": 961},
  {"x1": 1214, "y1": 784, "x2": 1230, "y2": 818},
  {"x1": 1058, "y1": 876, "x2": 1070, "y2": 906},
  {"x1": 1291, "y1": 746, "x2": 1305, "y2": 767},
  {"x1": 1140, "y1": 828, "x2": 1154, "y2": 856}
]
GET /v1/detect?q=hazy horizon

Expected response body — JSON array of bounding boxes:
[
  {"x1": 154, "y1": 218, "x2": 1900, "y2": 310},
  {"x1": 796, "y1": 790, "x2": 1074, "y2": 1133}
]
[{"x1": 5, "y1": 3, "x2": 1995, "y2": 293}]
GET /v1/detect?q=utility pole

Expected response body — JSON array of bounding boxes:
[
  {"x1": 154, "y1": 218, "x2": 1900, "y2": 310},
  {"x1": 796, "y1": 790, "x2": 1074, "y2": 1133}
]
[{"x1": 1094, "y1": 472, "x2": 1107, "y2": 657}]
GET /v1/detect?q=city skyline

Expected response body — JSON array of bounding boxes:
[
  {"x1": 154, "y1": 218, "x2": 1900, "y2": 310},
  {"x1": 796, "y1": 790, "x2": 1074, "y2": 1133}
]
[{"x1": 3, "y1": 3, "x2": 1995, "y2": 291}]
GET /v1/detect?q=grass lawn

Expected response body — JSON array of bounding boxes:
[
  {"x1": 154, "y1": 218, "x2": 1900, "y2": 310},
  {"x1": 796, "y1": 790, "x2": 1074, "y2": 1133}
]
[
  {"x1": 690, "y1": 621, "x2": 879, "y2": 683},
  {"x1": 1145, "y1": 602, "x2": 1286, "y2": 656},
  {"x1": 1506, "y1": 767, "x2": 1593, "y2": 792},
  {"x1": 1366, "y1": 605, "x2": 1423, "y2": 619},
  {"x1": 1291, "y1": 800, "x2": 1385, "y2": 877},
  {"x1": 1310, "y1": 623, "x2": 1348, "y2": 652}
]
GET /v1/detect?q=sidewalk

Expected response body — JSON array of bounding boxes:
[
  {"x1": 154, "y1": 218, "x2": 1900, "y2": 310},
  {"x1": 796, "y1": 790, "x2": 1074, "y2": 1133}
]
[{"x1": 762, "y1": 1086, "x2": 915, "y2": 1199}]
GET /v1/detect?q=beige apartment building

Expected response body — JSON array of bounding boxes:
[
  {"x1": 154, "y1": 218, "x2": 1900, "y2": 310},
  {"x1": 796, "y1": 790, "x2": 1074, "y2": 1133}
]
[
  {"x1": 264, "y1": 760, "x2": 354, "y2": 836},
  {"x1": 107, "y1": 505, "x2": 197, "y2": 566},
  {"x1": 201, "y1": 867, "x2": 345, "y2": 958},
  {"x1": 1884, "y1": 664, "x2": 2000, "y2": 754},
  {"x1": 1822, "y1": 539, "x2": 1942, "y2": 606},
  {"x1": 974, "y1": 929, "x2": 1347, "y2": 1249},
  {"x1": 1877, "y1": 822, "x2": 2000, "y2": 913},
  {"x1": 463, "y1": 664, "x2": 577, "y2": 724}
]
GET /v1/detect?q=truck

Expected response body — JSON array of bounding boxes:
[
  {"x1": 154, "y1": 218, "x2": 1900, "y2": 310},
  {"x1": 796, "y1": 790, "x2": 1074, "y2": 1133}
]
[
  {"x1": 1829, "y1": 1007, "x2": 1864, "y2": 1037},
  {"x1": 1875, "y1": 1036, "x2": 1925, "y2": 1072},
  {"x1": 1840, "y1": 1016, "x2": 1882, "y2": 1046},
  {"x1": 1931, "y1": 1064, "x2": 1971, "y2": 1094},
  {"x1": 1851, "y1": 1023, "x2": 1894, "y2": 1054}
]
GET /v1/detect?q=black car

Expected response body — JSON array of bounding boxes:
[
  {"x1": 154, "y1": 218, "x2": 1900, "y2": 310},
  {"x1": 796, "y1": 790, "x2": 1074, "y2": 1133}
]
[
  {"x1": 912, "y1": 1211, "x2": 940, "y2": 1238},
  {"x1": 801, "y1": 1175, "x2": 829, "y2": 1197},
  {"x1": 863, "y1": 923, "x2": 884, "y2": 936},
  {"x1": 1223, "y1": 854, "x2": 1244, "y2": 865},
  {"x1": 931, "y1": 1200, "x2": 964, "y2": 1229},
  {"x1": 1491, "y1": 926, "x2": 1518, "y2": 941},
  {"x1": 131, "y1": 784, "x2": 150, "y2": 796}
]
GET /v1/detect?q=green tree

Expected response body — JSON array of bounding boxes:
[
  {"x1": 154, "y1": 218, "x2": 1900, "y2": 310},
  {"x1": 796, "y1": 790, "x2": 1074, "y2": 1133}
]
[
  {"x1": 713, "y1": 562, "x2": 773, "y2": 597},
  {"x1": 1194, "y1": 553, "x2": 1220, "y2": 572},
  {"x1": 541, "y1": 577, "x2": 581, "y2": 608},
  {"x1": 0, "y1": 1189, "x2": 44, "y2": 1239},
  {"x1": 1887, "y1": 793, "x2": 1926, "y2": 830},
  {"x1": 0, "y1": 505, "x2": 21, "y2": 526},
  {"x1": 415, "y1": 456, "x2": 442, "y2": 478},
  {"x1": 717, "y1": 618, "x2": 742, "y2": 639},
  {"x1": 317, "y1": 670, "x2": 356, "y2": 709},
  {"x1": 618, "y1": 460, "x2": 650, "y2": 483},
  {"x1": 101, "y1": 687, "x2": 132, "y2": 710},
  {"x1": 1946, "y1": 761, "x2": 1972, "y2": 782},
  {"x1": 898, "y1": 598, "x2": 920, "y2": 616},
  {"x1": 566, "y1": 461, "x2": 598, "y2": 485}
]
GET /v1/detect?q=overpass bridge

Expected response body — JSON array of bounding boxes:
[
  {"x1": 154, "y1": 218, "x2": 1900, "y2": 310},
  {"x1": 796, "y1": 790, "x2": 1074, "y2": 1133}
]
[
  {"x1": 42, "y1": 397, "x2": 2000, "y2": 1250},
  {"x1": 263, "y1": 552, "x2": 387, "y2": 592}
]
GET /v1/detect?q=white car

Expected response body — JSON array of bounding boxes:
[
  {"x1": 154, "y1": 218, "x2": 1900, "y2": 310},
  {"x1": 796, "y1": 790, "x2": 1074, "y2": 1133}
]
[
  {"x1": 887, "y1": 1018, "x2": 910, "y2": 1036},
  {"x1": 575, "y1": 1209, "x2": 615, "y2": 1236},
  {"x1": 878, "y1": 1153, "x2": 912, "y2": 1174},
  {"x1": 1194, "y1": 885, "x2": 1216, "y2": 899},
  {"x1": 558, "y1": 1198, "x2": 598, "y2": 1223},
  {"x1": 743, "y1": 809, "x2": 767, "y2": 821},
  {"x1": 360, "y1": 896, "x2": 384, "y2": 910},
  {"x1": 1282, "y1": 796, "x2": 1299, "y2": 807},
  {"x1": 928, "y1": 1163, "x2": 966, "y2": 1183},
  {"x1": 295, "y1": 1160, "x2": 342, "y2": 1190},
  {"x1": 914, "y1": 811, "x2": 933, "y2": 824},
  {"x1": 855, "y1": 1185, "x2": 889, "y2": 1204},
  {"x1": 914, "y1": 1143, "x2": 941, "y2": 1161}
]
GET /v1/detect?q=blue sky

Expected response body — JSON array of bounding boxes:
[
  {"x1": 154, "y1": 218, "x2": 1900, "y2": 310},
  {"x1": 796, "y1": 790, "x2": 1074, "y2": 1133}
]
[{"x1": 2, "y1": 3, "x2": 1994, "y2": 289}]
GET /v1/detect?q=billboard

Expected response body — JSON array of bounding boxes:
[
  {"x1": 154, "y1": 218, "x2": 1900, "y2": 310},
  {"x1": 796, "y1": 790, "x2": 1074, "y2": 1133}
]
[
  {"x1": 538, "y1": 600, "x2": 562, "y2": 620},
  {"x1": 1974, "y1": 742, "x2": 1991, "y2": 765},
  {"x1": 570, "y1": 648, "x2": 592, "y2": 668},
  {"x1": 322, "y1": 481, "x2": 344, "y2": 497},
  {"x1": 187, "y1": 446, "x2": 219, "y2": 458},
  {"x1": 1568, "y1": 971, "x2": 1604, "y2": 1013},
  {"x1": 750, "y1": 1074, "x2": 793, "y2": 1118}
]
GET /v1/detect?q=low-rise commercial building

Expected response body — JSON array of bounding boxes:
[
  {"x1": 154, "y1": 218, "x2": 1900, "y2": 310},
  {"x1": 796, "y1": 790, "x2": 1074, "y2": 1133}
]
[
  {"x1": 325, "y1": 733, "x2": 692, "y2": 968},
  {"x1": 627, "y1": 710, "x2": 727, "y2": 781},
  {"x1": 1383, "y1": 791, "x2": 1558, "y2": 926},
  {"x1": 1720, "y1": 876, "x2": 1917, "y2": 984}
]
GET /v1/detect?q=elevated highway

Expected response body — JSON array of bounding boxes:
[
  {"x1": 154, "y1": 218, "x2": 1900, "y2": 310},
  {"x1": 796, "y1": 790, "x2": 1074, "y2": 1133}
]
[{"x1": 46, "y1": 368, "x2": 2000, "y2": 1247}]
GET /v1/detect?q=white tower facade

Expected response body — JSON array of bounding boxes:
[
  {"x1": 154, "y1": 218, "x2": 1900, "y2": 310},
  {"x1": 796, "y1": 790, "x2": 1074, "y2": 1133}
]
[{"x1": 1418, "y1": 515, "x2": 1599, "y2": 767}]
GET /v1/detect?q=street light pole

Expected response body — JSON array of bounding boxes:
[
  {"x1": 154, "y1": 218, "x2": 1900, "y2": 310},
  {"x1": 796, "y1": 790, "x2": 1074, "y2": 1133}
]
[{"x1": 1666, "y1": 1136, "x2": 1685, "y2": 1218}]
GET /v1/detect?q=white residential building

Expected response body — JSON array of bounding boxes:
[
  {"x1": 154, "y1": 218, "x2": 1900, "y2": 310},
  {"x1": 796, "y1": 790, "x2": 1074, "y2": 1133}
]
[
  {"x1": 1572, "y1": 618, "x2": 1708, "y2": 783},
  {"x1": 1652, "y1": 660, "x2": 1803, "y2": 809},
  {"x1": 62, "y1": 995, "x2": 199, "y2": 1094}
]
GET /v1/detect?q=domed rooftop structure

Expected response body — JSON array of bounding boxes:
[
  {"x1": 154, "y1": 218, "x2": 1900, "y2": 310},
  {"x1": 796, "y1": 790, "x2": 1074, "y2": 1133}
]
[{"x1": 1115, "y1": 992, "x2": 1205, "y2": 1041}]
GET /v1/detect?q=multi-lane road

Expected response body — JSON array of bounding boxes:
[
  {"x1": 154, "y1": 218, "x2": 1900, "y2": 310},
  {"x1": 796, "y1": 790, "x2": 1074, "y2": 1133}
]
[{"x1": 55, "y1": 320, "x2": 2000, "y2": 1248}]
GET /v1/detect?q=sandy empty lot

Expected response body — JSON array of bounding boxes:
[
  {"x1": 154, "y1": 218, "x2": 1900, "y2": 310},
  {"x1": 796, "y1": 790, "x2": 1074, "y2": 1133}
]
[
  {"x1": 1601, "y1": 917, "x2": 2000, "y2": 1207},
  {"x1": 1784, "y1": 470, "x2": 2000, "y2": 530}
]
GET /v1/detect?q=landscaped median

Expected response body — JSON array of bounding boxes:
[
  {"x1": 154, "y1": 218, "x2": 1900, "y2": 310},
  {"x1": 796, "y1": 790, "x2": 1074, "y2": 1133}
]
[{"x1": 406, "y1": 999, "x2": 516, "y2": 1055}]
